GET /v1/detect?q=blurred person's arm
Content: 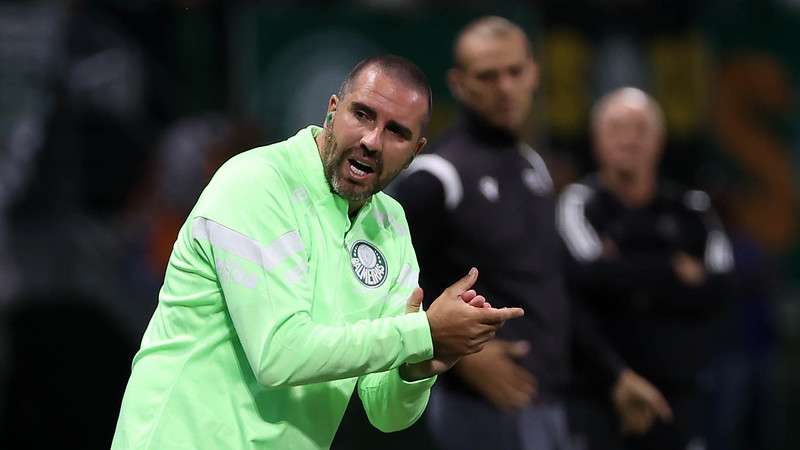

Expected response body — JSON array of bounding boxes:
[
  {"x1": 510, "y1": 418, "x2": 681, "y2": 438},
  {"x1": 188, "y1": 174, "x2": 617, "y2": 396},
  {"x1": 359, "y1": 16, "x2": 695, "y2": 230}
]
[
  {"x1": 558, "y1": 183, "x2": 679, "y2": 298},
  {"x1": 453, "y1": 339, "x2": 538, "y2": 412},
  {"x1": 654, "y1": 197, "x2": 735, "y2": 313},
  {"x1": 612, "y1": 369, "x2": 673, "y2": 435},
  {"x1": 571, "y1": 296, "x2": 626, "y2": 387},
  {"x1": 572, "y1": 281, "x2": 673, "y2": 434},
  {"x1": 558, "y1": 184, "x2": 735, "y2": 314}
]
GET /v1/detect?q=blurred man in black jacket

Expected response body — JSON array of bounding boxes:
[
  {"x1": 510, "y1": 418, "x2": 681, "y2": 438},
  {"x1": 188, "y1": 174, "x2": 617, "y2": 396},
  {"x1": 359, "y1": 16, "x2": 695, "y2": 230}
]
[
  {"x1": 392, "y1": 17, "x2": 669, "y2": 450},
  {"x1": 558, "y1": 87, "x2": 735, "y2": 450}
]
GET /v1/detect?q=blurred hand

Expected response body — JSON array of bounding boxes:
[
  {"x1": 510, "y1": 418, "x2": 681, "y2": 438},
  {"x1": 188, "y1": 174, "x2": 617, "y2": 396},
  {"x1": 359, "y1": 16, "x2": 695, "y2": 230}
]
[
  {"x1": 456, "y1": 339, "x2": 537, "y2": 412},
  {"x1": 612, "y1": 369, "x2": 673, "y2": 435},
  {"x1": 672, "y1": 252, "x2": 706, "y2": 286}
]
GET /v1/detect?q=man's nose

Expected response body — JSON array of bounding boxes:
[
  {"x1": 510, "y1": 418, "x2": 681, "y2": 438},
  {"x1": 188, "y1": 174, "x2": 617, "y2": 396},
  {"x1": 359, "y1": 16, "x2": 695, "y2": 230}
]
[
  {"x1": 360, "y1": 126, "x2": 382, "y2": 153},
  {"x1": 498, "y1": 73, "x2": 516, "y2": 96}
]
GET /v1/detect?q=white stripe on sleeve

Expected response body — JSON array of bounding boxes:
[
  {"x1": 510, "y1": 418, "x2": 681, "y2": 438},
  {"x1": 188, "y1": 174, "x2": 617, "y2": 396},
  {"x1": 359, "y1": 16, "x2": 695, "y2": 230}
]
[
  {"x1": 192, "y1": 217, "x2": 305, "y2": 271},
  {"x1": 519, "y1": 144, "x2": 554, "y2": 193},
  {"x1": 557, "y1": 184, "x2": 603, "y2": 262},
  {"x1": 705, "y1": 229, "x2": 734, "y2": 273},
  {"x1": 405, "y1": 154, "x2": 463, "y2": 210},
  {"x1": 396, "y1": 263, "x2": 419, "y2": 288}
]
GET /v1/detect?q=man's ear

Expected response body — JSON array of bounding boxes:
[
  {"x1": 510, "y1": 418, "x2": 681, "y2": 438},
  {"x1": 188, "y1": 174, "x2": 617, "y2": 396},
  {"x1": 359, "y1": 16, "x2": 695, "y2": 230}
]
[
  {"x1": 414, "y1": 137, "x2": 428, "y2": 155},
  {"x1": 447, "y1": 68, "x2": 465, "y2": 102},
  {"x1": 403, "y1": 137, "x2": 427, "y2": 170},
  {"x1": 324, "y1": 95, "x2": 339, "y2": 128},
  {"x1": 529, "y1": 59, "x2": 540, "y2": 92}
]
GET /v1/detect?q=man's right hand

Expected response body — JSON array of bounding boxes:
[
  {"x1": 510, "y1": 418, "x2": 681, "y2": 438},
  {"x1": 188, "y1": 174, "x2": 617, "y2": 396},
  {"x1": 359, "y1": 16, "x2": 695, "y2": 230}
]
[
  {"x1": 672, "y1": 252, "x2": 706, "y2": 286},
  {"x1": 426, "y1": 268, "x2": 525, "y2": 357},
  {"x1": 455, "y1": 339, "x2": 537, "y2": 412},
  {"x1": 612, "y1": 369, "x2": 673, "y2": 435}
]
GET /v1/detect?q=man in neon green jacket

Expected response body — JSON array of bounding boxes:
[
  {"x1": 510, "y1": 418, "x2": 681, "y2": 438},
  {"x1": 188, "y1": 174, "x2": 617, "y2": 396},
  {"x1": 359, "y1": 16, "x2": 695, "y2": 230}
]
[{"x1": 112, "y1": 55, "x2": 524, "y2": 450}]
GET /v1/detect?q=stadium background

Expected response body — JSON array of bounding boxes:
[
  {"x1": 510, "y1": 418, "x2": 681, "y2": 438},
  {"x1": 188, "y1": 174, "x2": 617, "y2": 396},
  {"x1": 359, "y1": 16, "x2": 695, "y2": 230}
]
[{"x1": 0, "y1": 0, "x2": 797, "y2": 448}]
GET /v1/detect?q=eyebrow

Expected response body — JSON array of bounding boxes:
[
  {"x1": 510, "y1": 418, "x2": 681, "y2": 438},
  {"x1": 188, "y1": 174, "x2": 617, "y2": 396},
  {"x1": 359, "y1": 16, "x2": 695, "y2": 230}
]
[{"x1": 351, "y1": 101, "x2": 414, "y2": 140}]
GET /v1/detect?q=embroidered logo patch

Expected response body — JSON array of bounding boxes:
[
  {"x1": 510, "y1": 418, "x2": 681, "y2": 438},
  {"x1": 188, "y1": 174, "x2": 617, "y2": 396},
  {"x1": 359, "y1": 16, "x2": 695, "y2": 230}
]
[
  {"x1": 350, "y1": 240, "x2": 387, "y2": 288},
  {"x1": 479, "y1": 176, "x2": 500, "y2": 202}
]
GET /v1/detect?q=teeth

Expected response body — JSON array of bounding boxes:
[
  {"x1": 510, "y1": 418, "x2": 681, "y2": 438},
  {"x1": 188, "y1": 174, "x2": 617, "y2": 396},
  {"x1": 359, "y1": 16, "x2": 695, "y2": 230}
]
[{"x1": 350, "y1": 163, "x2": 367, "y2": 177}]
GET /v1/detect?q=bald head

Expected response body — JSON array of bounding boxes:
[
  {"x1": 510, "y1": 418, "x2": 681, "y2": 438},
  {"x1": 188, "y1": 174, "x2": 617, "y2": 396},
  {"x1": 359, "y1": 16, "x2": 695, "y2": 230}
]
[
  {"x1": 448, "y1": 16, "x2": 538, "y2": 133},
  {"x1": 591, "y1": 87, "x2": 666, "y2": 180},
  {"x1": 592, "y1": 87, "x2": 665, "y2": 136},
  {"x1": 453, "y1": 16, "x2": 532, "y2": 68}
]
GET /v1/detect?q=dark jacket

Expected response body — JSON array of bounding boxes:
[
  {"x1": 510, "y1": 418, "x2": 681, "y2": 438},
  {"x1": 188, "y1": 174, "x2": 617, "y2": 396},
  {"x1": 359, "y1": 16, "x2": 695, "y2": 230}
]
[
  {"x1": 557, "y1": 175, "x2": 735, "y2": 390},
  {"x1": 392, "y1": 117, "x2": 621, "y2": 398}
]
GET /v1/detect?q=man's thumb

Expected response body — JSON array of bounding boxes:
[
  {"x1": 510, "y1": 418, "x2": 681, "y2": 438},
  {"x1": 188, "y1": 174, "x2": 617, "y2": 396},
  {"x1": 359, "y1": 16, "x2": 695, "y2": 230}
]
[
  {"x1": 406, "y1": 287, "x2": 424, "y2": 313},
  {"x1": 447, "y1": 267, "x2": 478, "y2": 297}
]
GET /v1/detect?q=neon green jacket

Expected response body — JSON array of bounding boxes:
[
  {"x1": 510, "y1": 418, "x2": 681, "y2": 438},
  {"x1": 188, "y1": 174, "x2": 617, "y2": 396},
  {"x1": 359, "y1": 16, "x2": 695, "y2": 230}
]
[{"x1": 112, "y1": 126, "x2": 436, "y2": 450}]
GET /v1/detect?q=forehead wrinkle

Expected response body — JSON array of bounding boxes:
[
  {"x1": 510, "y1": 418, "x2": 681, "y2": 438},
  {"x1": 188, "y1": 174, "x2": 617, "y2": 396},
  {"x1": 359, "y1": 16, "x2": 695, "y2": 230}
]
[{"x1": 348, "y1": 70, "x2": 426, "y2": 130}]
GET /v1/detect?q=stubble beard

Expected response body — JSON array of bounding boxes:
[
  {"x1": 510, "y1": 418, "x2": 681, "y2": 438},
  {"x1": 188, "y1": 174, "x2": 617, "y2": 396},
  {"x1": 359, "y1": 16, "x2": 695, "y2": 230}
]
[{"x1": 321, "y1": 131, "x2": 376, "y2": 204}]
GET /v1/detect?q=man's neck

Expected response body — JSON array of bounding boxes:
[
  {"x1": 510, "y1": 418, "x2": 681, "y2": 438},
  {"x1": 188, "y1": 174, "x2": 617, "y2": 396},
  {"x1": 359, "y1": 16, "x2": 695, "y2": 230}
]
[
  {"x1": 462, "y1": 108, "x2": 520, "y2": 147},
  {"x1": 348, "y1": 201, "x2": 366, "y2": 217},
  {"x1": 599, "y1": 169, "x2": 657, "y2": 208},
  {"x1": 314, "y1": 128, "x2": 326, "y2": 155}
]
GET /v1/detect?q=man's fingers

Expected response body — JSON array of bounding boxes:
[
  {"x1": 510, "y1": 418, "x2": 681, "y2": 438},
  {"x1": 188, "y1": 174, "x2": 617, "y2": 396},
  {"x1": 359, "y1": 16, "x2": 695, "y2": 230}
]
[
  {"x1": 506, "y1": 389, "x2": 534, "y2": 410},
  {"x1": 633, "y1": 373, "x2": 673, "y2": 422},
  {"x1": 498, "y1": 307, "x2": 524, "y2": 320},
  {"x1": 479, "y1": 307, "x2": 525, "y2": 324},
  {"x1": 460, "y1": 289, "x2": 477, "y2": 303},
  {"x1": 619, "y1": 400, "x2": 657, "y2": 435},
  {"x1": 489, "y1": 386, "x2": 531, "y2": 412},
  {"x1": 622, "y1": 411, "x2": 651, "y2": 435},
  {"x1": 467, "y1": 295, "x2": 487, "y2": 308},
  {"x1": 511, "y1": 368, "x2": 537, "y2": 395},
  {"x1": 446, "y1": 267, "x2": 478, "y2": 297},
  {"x1": 638, "y1": 410, "x2": 656, "y2": 434},
  {"x1": 648, "y1": 390, "x2": 673, "y2": 421},
  {"x1": 405, "y1": 287, "x2": 424, "y2": 314}
]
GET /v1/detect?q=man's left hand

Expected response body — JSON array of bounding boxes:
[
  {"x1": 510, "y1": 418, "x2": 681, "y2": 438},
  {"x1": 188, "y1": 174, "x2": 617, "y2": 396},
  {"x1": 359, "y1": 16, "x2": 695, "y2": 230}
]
[
  {"x1": 612, "y1": 369, "x2": 673, "y2": 435},
  {"x1": 399, "y1": 288, "x2": 490, "y2": 381}
]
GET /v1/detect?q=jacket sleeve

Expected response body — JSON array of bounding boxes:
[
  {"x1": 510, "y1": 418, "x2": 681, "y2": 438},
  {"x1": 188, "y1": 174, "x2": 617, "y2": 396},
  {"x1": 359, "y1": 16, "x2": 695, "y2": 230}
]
[
  {"x1": 189, "y1": 158, "x2": 434, "y2": 388},
  {"x1": 653, "y1": 199, "x2": 736, "y2": 314},
  {"x1": 571, "y1": 296, "x2": 626, "y2": 389},
  {"x1": 356, "y1": 214, "x2": 437, "y2": 433},
  {"x1": 557, "y1": 183, "x2": 677, "y2": 301},
  {"x1": 558, "y1": 183, "x2": 735, "y2": 314}
]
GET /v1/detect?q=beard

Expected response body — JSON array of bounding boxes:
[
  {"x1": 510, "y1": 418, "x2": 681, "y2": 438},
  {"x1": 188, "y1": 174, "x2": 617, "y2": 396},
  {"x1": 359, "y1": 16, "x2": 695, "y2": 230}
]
[{"x1": 321, "y1": 131, "x2": 382, "y2": 204}]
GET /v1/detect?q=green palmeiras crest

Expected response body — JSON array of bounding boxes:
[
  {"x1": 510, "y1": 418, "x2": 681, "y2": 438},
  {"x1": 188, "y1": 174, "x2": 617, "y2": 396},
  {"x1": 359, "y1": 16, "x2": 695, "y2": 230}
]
[{"x1": 350, "y1": 240, "x2": 387, "y2": 288}]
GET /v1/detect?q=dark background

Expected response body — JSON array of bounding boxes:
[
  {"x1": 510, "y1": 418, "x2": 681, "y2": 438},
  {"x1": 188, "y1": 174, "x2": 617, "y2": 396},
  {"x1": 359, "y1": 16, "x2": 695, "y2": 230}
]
[{"x1": 0, "y1": 1, "x2": 797, "y2": 448}]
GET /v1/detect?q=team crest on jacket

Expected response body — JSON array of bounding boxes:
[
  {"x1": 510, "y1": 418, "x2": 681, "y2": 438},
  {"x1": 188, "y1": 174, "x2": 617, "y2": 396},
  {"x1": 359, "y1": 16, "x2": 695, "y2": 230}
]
[{"x1": 350, "y1": 240, "x2": 387, "y2": 288}]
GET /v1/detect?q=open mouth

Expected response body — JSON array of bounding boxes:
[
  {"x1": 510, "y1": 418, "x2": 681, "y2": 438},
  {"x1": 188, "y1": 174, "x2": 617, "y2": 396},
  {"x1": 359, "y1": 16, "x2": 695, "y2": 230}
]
[{"x1": 348, "y1": 159, "x2": 375, "y2": 178}]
